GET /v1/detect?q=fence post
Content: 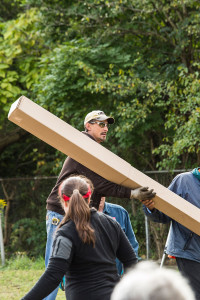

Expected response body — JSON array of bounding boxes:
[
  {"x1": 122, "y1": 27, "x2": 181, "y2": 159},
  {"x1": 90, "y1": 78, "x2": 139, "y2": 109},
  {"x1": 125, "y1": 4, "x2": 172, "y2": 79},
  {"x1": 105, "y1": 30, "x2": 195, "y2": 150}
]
[
  {"x1": 0, "y1": 213, "x2": 5, "y2": 266},
  {"x1": 145, "y1": 215, "x2": 149, "y2": 259}
]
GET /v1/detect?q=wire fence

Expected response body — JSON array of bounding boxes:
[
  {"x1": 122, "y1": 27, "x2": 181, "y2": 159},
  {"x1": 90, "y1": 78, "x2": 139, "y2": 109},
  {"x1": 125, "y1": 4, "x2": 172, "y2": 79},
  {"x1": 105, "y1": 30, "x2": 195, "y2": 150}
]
[{"x1": 0, "y1": 169, "x2": 192, "y2": 262}]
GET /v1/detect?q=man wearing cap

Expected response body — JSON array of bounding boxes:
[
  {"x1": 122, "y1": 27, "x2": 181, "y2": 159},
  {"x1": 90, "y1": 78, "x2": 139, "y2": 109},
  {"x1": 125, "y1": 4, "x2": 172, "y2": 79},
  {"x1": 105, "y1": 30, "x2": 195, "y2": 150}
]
[{"x1": 44, "y1": 110, "x2": 156, "y2": 300}]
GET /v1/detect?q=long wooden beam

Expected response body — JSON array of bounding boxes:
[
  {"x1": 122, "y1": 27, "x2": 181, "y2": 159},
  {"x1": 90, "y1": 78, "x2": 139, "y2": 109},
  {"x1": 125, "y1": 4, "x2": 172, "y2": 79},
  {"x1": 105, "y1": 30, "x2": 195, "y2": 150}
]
[{"x1": 8, "y1": 96, "x2": 200, "y2": 235}]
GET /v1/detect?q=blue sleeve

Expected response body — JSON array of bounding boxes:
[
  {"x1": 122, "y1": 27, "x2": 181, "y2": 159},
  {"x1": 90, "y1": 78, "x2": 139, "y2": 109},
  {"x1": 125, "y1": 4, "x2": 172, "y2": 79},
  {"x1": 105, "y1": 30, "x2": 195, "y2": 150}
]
[
  {"x1": 143, "y1": 174, "x2": 186, "y2": 224},
  {"x1": 143, "y1": 205, "x2": 171, "y2": 224}
]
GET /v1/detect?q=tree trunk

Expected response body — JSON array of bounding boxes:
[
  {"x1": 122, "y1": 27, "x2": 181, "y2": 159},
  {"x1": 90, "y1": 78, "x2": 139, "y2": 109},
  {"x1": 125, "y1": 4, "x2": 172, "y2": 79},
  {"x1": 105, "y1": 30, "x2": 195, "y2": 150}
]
[
  {"x1": 131, "y1": 199, "x2": 137, "y2": 216},
  {"x1": 149, "y1": 222, "x2": 168, "y2": 260},
  {"x1": 0, "y1": 128, "x2": 28, "y2": 153}
]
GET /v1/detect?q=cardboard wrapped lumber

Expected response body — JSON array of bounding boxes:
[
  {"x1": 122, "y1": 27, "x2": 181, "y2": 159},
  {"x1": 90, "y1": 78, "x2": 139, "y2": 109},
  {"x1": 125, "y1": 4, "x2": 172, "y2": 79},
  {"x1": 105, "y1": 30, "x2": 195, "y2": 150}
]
[{"x1": 8, "y1": 96, "x2": 200, "y2": 235}]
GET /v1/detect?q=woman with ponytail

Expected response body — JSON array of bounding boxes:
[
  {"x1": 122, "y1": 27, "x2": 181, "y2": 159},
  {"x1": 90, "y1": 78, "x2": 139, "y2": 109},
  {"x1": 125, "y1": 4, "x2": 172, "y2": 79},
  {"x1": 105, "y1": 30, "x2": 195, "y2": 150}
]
[
  {"x1": 57, "y1": 176, "x2": 95, "y2": 247},
  {"x1": 22, "y1": 176, "x2": 137, "y2": 300}
]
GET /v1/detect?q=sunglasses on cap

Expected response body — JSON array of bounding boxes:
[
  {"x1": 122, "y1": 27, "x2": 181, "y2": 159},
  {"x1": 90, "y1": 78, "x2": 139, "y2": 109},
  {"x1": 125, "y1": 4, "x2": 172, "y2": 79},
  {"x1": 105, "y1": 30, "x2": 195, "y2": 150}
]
[{"x1": 89, "y1": 121, "x2": 110, "y2": 128}]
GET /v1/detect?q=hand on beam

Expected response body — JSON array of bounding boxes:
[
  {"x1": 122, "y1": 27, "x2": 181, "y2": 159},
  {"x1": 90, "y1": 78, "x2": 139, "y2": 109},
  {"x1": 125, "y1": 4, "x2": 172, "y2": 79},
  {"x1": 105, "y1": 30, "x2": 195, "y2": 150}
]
[
  {"x1": 142, "y1": 199, "x2": 155, "y2": 211},
  {"x1": 130, "y1": 187, "x2": 156, "y2": 201}
]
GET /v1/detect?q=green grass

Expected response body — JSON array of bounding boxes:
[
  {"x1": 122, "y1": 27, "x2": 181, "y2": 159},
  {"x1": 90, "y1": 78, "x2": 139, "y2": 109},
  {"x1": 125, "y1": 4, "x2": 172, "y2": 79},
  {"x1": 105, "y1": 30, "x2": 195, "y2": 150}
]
[
  {"x1": 0, "y1": 255, "x2": 66, "y2": 300},
  {"x1": 0, "y1": 255, "x2": 178, "y2": 299}
]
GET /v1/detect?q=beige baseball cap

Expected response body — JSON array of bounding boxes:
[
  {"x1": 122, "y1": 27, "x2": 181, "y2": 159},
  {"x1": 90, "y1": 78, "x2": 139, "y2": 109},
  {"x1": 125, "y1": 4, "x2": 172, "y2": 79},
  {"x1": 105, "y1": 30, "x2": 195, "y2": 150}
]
[{"x1": 84, "y1": 110, "x2": 114, "y2": 126}]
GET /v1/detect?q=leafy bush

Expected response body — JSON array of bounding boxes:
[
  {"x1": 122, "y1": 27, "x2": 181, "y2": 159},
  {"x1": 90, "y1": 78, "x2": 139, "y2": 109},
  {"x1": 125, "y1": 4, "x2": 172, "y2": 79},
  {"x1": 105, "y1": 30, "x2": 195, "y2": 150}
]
[
  {"x1": 9, "y1": 218, "x2": 46, "y2": 258},
  {"x1": 1, "y1": 253, "x2": 45, "y2": 270}
]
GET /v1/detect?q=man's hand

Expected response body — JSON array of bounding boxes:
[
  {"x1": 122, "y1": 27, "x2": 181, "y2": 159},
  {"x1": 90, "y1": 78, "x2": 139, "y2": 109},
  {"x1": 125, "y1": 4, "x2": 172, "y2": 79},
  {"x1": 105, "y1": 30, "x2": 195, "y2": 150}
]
[
  {"x1": 142, "y1": 199, "x2": 155, "y2": 211},
  {"x1": 130, "y1": 186, "x2": 156, "y2": 201}
]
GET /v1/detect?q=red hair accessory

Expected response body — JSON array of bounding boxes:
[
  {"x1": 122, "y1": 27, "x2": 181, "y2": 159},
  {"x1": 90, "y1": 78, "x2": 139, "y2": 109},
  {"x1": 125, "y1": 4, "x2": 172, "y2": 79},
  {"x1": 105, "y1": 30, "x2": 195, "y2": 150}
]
[
  {"x1": 82, "y1": 186, "x2": 91, "y2": 199},
  {"x1": 62, "y1": 194, "x2": 71, "y2": 201},
  {"x1": 59, "y1": 183, "x2": 91, "y2": 202}
]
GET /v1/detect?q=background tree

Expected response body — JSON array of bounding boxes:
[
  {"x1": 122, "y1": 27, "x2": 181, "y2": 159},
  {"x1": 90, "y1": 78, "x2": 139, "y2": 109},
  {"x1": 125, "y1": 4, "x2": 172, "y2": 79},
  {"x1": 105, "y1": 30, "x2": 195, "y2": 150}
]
[{"x1": 0, "y1": 0, "x2": 200, "y2": 259}]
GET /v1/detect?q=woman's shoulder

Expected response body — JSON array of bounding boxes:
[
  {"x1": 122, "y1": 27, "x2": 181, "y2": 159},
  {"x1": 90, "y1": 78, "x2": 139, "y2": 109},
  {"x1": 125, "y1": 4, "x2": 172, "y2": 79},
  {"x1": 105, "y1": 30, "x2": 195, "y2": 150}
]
[{"x1": 57, "y1": 219, "x2": 76, "y2": 236}]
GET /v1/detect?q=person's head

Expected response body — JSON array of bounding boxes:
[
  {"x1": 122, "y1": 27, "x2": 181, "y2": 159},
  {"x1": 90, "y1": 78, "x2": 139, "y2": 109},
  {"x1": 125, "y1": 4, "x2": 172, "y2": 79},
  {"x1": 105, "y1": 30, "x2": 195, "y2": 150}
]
[
  {"x1": 111, "y1": 261, "x2": 195, "y2": 300},
  {"x1": 98, "y1": 196, "x2": 106, "y2": 212},
  {"x1": 58, "y1": 175, "x2": 95, "y2": 246},
  {"x1": 84, "y1": 110, "x2": 114, "y2": 143}
]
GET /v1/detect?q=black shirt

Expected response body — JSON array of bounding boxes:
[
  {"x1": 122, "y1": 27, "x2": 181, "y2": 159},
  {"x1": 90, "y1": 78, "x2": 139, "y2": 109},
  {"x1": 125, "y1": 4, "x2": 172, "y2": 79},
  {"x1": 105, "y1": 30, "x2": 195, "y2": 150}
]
[
  {"x1": 22, "y1": 210, "x2": 137, "y2": 300},
  {"x1": 46, "y1": 132, "x2": 131, "y2": 214}
]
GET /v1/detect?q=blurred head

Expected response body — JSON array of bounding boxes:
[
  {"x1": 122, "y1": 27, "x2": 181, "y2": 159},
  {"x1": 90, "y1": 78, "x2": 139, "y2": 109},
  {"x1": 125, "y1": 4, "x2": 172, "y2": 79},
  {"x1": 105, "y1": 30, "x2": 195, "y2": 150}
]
[
  {"x1": 111, "y1": 261, "x2": 195, "y2": 300},
  {"x1": 84, "y1": 110, "x2": 114, "y2": 143}
]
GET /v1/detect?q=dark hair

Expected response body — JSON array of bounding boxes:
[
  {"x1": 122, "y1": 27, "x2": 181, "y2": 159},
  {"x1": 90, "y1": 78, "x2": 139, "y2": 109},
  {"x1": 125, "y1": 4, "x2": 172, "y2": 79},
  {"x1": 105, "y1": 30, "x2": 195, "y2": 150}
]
[{"x1": 58, "y1": 176, "x2": 95, "y2": 247}]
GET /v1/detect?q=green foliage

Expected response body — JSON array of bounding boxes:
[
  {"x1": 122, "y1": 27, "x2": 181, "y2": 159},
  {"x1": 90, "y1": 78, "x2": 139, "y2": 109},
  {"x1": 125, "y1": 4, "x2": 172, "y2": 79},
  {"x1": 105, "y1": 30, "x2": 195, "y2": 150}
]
[
  {"x1": 130, "y1": 205, "x2": 147, "y2": 255},
  {"x1": 9, "y1": 218, "x2": 46, "y2": 257},
  {"x1": 1, "y1": 0, "x2": 200, "y2": 172},
  {"x1": 1, "y1": 0, "x2": 200, "y2": 258},
  {"x1": 1, "y1": 253, "x2": 44, "y2": 270},
  {"x1": 34, "y1": 41, "x2": 136, "y2": 129},
  {"x1": 153, "y1": 66, "x2": 200, "y2": 169},
  {"x1": 0, "y1": 8, "x2": 45, "y2": 125},
  {"x1": 0, "y1": 0, "x2": 23, "y2": 22}
]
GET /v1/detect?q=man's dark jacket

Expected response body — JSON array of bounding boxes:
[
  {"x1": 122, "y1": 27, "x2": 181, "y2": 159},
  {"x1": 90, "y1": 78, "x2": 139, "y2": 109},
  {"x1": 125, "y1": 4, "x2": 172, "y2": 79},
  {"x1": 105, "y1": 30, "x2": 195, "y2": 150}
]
[{"x1": 46, "y1": 132, "x2": 131, "y2": 214}]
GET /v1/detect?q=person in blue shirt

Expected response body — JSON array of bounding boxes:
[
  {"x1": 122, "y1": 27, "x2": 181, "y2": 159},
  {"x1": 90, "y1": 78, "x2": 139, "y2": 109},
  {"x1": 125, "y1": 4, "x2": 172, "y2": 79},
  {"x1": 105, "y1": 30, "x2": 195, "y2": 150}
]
[
  {"x1": 98, "y1": 196, "x2": 139, "y2": 275},
  {"x1": 142, "y1": 168, "x2": 200, "y2": 300}
]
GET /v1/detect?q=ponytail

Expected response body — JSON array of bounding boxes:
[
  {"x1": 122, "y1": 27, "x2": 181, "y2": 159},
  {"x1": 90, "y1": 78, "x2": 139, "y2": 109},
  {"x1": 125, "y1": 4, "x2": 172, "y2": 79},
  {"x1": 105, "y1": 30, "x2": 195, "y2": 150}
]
[
  {"x1": 69, "y1": 189, "x2": 95, "y2": 246},
  {"x1": 58, "y1": 176, "x2": 95, "y2": 247}
]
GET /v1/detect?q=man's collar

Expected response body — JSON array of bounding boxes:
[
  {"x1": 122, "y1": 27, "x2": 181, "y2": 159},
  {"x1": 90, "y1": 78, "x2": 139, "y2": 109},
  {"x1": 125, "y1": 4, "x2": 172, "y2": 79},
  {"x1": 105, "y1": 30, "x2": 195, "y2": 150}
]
[
  {"x1": 192, "y1": 167, "x2": 200, "y2": 181},
  {"x1": 103, "y1": 202, "x2": 111, "y2": 214},
  {"x1": 82, "y1": 131, "x2": 96, "y2": 142}
]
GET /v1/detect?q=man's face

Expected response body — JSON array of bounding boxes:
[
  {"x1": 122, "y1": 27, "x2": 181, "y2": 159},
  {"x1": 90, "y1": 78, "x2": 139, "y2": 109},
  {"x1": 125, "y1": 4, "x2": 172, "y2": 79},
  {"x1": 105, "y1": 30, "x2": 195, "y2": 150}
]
[
  {"x1": 98, "y1": 197, "x2": 106, "y2": 212},
  {"x1": 86, "y1": 120, "x2": 109, "y2": 143}
]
